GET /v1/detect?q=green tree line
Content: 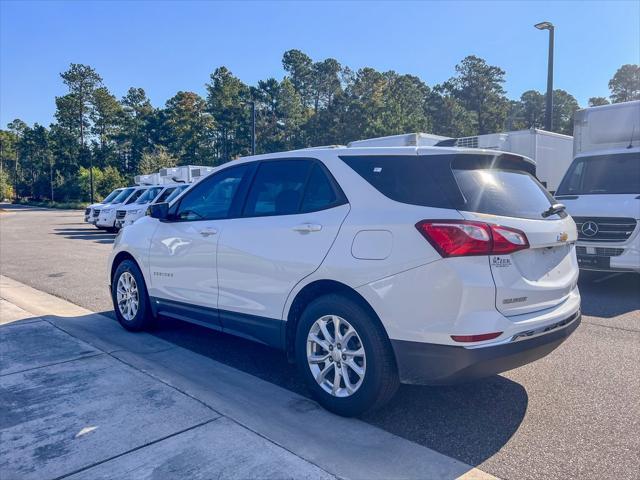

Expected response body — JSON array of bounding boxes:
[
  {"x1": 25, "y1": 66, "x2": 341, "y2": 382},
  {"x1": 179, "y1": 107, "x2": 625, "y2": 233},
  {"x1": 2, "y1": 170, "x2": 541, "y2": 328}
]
[{"x1": 1, "y1": 51, "x2": 638, "y2": 203}]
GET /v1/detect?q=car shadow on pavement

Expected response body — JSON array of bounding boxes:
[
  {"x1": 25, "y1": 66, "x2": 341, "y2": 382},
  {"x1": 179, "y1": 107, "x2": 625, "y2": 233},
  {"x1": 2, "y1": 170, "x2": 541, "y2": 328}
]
[
  {"x1": 52, "y1": 228, "x2": 116, "y2": 244},
  {"x1": 578, "y1": 272, "x2": 640, "y2": 318},
  {"x1": 129, "y1": 313, "x2": 528, "y2": 468}
]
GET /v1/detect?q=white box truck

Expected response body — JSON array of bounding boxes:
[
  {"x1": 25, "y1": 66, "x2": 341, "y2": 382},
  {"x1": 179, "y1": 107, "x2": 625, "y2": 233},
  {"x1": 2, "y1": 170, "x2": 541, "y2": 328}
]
[
  {"x1": 555, "y1": 100, "x2": 640, "y2": 273},
  {"x1": 446, "y1": 129, "x2": 573, "y2": 192}
]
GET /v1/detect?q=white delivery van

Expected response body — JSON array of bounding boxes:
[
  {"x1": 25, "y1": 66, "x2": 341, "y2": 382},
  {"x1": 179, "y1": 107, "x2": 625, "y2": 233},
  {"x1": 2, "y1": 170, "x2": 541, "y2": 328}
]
[
  {"x1": 120, "y1": 183, "x2": 189, "y2": 228},
  {"x1": 437, "y1": 129, "x2": 573, "y2": 193},
  {"x1": 85, "y1": 188, "x2": 123, "y2": 223},
  {"x1": 555, "y1": 100, "x2": 640, "y2": 273}
]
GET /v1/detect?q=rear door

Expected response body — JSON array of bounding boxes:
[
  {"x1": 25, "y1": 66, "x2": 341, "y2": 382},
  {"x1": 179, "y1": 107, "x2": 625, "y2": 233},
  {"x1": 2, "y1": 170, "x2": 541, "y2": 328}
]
[
  {"x1": 451, "y1": 159, "x2": 578, "y2": 316},
  {"x1": 216, "y1": 158, "x2": 349, "y2": 345}
]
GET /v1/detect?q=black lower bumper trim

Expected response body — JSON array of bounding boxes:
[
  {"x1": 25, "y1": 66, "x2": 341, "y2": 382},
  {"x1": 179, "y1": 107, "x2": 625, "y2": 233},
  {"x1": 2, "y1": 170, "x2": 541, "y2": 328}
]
[{"x1": 391, "y1": 312, "x2": 581, "y2": 385}]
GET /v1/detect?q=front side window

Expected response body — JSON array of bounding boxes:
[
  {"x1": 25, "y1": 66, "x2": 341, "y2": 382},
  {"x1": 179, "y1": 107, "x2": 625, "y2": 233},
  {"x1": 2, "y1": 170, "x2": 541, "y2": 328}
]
[
  {"x1": 556, "y1": 152, "x2": 640, "y2": 195},
  {"x1": 243, "y1": 160, "x2": 311, "y2": 217},
  {"x1": 175, "y1": 165, "x2": 249, "y2": 221}
]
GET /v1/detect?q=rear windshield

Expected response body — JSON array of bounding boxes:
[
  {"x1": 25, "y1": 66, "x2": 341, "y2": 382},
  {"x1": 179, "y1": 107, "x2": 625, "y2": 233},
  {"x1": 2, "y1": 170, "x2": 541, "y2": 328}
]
[
  {"x1": 341, "y1": 153, "x2": 557, "y2": 220},
  {"x1": 556, "y1": 152, "x2": 640, "y2": 195},
  {"x1": 453, "y1": 169, "x2": 556, "y2": 219},
  {"x1": 112, "y1": 188, "x2": 135, "y2": 203},
  {"x1": 102, "y1": 189, "x2": 121, "y2": 203},
  {"x1": 135, "y1": 186, "x2": 163, "y2": 204}
]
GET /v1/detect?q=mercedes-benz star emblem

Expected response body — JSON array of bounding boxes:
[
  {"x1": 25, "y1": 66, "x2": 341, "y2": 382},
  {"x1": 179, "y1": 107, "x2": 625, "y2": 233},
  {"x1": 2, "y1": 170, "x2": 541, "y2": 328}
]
[{"x1": 581, "y1": 221, "x2": 599, "y2": 237}]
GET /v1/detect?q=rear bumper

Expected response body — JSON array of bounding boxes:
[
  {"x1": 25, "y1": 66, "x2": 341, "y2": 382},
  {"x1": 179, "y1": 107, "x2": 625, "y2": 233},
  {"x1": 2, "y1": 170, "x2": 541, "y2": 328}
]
[{"x1": 391, "y1": 310, "x2": 581, "y2": 385}]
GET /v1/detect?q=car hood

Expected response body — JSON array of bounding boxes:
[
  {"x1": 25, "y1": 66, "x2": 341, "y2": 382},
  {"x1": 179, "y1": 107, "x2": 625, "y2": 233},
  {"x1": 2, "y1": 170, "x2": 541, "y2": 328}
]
[{"x1": 559, "y1": 194, "x2": 640, "y2": 220}]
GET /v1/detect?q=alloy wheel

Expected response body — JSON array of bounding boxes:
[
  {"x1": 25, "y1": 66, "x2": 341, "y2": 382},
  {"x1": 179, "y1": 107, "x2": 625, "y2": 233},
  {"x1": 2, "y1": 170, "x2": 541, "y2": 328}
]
[
  {"x1": 306, "y1": 315, "x2": 366, "y2": 397},
  {"x1": 116, "y1": 271, "x2": 139, "y2": 321}
]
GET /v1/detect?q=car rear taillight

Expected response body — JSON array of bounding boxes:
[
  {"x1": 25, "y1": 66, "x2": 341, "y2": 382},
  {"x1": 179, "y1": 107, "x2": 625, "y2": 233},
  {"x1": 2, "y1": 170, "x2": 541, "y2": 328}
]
[
  {"x1": 451, "y1": 332, "x2": 503, "y2": 342},
  {"x1": 491, "y1": 225, "x2": 529, "y2": 254},
  {"x1": 415, "y1": 220, "x2": 529, "y2": 257}
]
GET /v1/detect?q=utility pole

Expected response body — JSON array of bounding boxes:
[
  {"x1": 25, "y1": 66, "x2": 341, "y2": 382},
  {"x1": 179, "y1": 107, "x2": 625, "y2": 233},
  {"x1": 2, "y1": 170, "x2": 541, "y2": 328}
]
[
  {"x1": 535, "y1": 21, "x2": 555, "y2": 131},
  {"x1": 251, "y1": 101, "x2": 256, "y2": 155}
]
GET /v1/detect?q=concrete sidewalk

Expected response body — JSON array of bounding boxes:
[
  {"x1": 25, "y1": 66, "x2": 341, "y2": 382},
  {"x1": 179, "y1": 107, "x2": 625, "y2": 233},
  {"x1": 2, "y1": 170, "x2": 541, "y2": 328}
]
[{"x1": 0, "y1": 275, "x2": 495, "y2": 480}]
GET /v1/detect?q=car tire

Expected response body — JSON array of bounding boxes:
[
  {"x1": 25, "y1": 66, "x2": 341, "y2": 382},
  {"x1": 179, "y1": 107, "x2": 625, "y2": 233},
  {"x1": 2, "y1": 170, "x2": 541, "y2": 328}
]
[
  {"x1": 105, "y1": 227, "x2": 118, "y2": 233},
  {"x1": 111, "y1": 259, "x2": 154, "y2": 331},
  {"x1": 295, "y1": 293, "x2": 399, "y2": 417}
]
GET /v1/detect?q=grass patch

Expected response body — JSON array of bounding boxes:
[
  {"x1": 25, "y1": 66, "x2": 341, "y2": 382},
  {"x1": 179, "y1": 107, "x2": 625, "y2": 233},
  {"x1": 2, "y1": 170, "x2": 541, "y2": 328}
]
[{"x1": 13, "y1": 199, "x2": 89, "y2": 210}]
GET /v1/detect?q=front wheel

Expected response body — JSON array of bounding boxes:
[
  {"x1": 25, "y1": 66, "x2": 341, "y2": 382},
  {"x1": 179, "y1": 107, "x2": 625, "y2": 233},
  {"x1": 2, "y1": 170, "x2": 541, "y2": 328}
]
[
  {"x1": 295, "y1": 294, "x2": 399, "y2": 417},
  {"x1": 111, "y1": 259, "x2": 153, "y2": 331}
]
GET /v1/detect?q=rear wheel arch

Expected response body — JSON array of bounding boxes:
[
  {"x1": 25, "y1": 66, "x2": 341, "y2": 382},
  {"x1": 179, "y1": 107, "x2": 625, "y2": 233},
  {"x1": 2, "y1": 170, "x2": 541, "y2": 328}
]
[{"x1": 284, "y1": 279, "x2": 391, "y2": 362}]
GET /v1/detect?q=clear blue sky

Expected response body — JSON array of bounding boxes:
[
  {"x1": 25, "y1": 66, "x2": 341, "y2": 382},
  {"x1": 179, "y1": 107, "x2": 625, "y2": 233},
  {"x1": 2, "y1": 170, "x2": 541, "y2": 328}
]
[{"x1": 1, "y1": 0, "x2": 638, "y2": 128}]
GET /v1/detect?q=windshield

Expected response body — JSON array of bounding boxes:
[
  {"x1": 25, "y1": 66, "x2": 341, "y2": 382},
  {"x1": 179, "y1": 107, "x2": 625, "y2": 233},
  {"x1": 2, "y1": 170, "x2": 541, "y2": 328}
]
[
  {"x1": 112, "y1": 188, "x2": 135, "y2": 204},
  {"x1": 135, "y1": 186, "x2": 163, "y2": 204},
  {"x1": 164, "y1": 185, "x2": 188, "y2": 203},
  {"x1": 557, "y1": 152, "x2": 640, "y2": 195},
  {"x1": 102, "y1": 189, "x2": 122, "y2": 203}
]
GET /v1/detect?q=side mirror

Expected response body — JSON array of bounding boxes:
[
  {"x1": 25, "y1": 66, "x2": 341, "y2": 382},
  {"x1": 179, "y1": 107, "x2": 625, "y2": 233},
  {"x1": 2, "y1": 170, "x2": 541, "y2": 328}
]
[{"x1": 147, "y1": 202, "x2": 170, "y2": 220}]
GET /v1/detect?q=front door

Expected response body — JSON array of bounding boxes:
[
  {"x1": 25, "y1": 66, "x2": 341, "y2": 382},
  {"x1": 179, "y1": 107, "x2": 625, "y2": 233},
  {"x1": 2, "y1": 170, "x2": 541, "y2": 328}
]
[{"x1": 147, "y1": 163, "x2": 252, "y2": 328}]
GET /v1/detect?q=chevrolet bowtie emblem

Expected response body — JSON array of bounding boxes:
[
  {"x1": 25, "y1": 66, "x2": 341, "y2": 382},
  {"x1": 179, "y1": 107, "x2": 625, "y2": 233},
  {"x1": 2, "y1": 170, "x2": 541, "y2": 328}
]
[{"x1": 557, "y1": 232, "x2": 569, "y2": 242}]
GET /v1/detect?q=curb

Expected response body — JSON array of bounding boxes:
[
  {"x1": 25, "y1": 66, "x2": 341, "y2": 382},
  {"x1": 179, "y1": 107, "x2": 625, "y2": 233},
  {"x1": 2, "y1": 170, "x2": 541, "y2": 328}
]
[{"x1": 1, "y1": 275, "x2": 498, "y2": 480}]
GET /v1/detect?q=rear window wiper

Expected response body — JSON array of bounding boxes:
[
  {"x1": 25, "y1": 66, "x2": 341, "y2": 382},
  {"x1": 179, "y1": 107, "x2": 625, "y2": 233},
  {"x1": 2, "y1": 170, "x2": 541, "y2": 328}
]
[{"x1": 541, "y1": 203, "x2": 566, "y2": 218}]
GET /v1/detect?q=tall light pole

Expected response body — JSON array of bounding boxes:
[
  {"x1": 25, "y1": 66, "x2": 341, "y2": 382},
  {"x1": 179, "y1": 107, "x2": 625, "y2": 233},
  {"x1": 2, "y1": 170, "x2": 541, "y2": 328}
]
[
  {"x1": 535, "y1": 21, "x2": 555, "y2": 131},
  {"x1": 251, "y1": 100, "x2": 256, "y2": 155}
]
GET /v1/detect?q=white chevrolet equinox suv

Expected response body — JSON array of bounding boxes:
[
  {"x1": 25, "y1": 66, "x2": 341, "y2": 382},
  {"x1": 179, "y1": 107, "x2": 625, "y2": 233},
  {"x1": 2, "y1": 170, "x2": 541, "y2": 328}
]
[{"x1": 108, "y1": 145, "x2": 581, "y2": 416}]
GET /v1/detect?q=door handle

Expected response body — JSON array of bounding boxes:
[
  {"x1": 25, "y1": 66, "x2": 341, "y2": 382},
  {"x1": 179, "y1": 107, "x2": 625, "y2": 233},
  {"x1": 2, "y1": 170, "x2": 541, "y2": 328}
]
[
  {"x1": 292, "y1": 223, "x2": 322, "y2": 233},
  {"x1": 199, "y1": 228, "x2": 218, "y2": 237}
]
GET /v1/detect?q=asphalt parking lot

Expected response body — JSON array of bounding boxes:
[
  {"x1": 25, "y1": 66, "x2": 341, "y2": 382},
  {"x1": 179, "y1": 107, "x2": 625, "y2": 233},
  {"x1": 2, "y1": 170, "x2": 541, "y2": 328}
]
[{"x1": 1, "y1": 204, "x2": 639, "y2": 480}]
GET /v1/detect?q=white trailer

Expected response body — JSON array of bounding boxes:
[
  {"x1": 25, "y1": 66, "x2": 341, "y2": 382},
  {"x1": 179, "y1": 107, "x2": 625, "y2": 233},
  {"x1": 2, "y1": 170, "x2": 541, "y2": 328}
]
[{"x1": 450, "y1": 129, "x2": 573, "y2": 192}]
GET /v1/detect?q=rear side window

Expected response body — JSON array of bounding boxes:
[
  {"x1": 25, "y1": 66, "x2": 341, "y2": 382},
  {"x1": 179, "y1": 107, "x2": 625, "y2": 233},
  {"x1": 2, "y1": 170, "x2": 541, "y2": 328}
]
[
  {"x1": 243, "y1": 160, "x2": 311, "y2": 216},
  {"x1": 339, "y1": 155, "x2": 457, "y2": 209},
  {"x1": 301, "y1": 164, "x2": 339, "y2": 213},
  {"x1": 341, "y1": 154, "x2": 555, "y2": 220}
]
